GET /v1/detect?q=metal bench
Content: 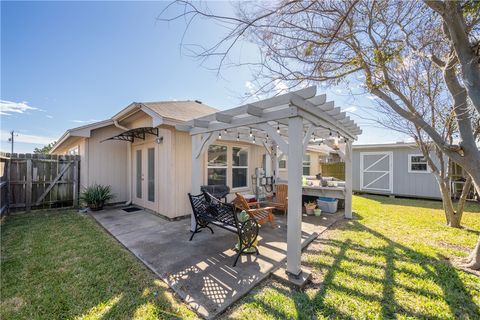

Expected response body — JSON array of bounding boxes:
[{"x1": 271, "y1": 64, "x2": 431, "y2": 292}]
[{"x1": 188, "y1": 191, "x2": 259, "y2": 267}]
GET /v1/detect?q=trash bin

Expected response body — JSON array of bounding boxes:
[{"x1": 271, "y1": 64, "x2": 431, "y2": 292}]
[{"x1": 316, "y1": 197, "x2": 338, "y2": 213}]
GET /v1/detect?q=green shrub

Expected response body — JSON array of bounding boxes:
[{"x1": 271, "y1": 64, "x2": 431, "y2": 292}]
[{"x1": 80, "y1": 184, "x2": 115, "y2": 210}]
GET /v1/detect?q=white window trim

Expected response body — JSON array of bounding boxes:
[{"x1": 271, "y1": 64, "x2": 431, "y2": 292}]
[
  {"x1": 408, "y1": 154, "x2": 430, "y2": 174},
  {"x1": 279, "y1": 159, "x2": 287, "y2": 171},
  {"x1": 205, "y1": 143, "x2": 250, "y2": 191}
]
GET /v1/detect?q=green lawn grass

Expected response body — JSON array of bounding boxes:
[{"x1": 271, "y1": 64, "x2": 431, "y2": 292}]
[
  {"x1": 226, "y1": 195, "x2": 480, "y2": 319},
  {"x1": 0, "y1": 210, "x2": 195, "y2": 320},
  {"x1": 2, "y1": 196, "x2": 480, "y2": 319}
]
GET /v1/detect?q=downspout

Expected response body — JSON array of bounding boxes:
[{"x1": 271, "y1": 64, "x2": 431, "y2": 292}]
[{"x1": 113, "y1": 120, "x2": 132, "y2": 205}]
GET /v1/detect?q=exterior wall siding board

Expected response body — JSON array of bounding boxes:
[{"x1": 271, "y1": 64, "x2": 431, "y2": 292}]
[{"x1": 353, "y1": 145, "x2": 441, "y2": 199}]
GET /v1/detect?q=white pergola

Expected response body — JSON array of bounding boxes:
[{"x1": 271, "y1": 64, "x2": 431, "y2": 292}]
[{"x1": 176, "y1": 86, "x2": 361, "y2": 276}]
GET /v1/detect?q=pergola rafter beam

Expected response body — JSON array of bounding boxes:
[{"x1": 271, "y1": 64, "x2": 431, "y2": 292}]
[{"x1": 189, "y1": 106, "x2": 299, "y2": 136}]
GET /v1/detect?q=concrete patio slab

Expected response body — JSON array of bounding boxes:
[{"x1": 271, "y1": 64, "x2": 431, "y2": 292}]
[{"x1": 91, "y1": 208, "x2": 343, "y2": 319}]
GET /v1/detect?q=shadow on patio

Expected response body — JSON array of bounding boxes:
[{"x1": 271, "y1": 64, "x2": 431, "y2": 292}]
[{"x1": 91, "y1": 208, "x2": 344, "y2": 319}]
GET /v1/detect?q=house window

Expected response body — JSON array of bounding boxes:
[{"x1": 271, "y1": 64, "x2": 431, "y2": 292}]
[
  {"x1": 232, "y1": 146, "x2": 248, "y2": 188},
  {"x1": 207, "y1": 145, "x2": 227, "y2": 185},
  {"x1": 303, "y1": 154, "x2": 311, "y2": 175},
  {"x1": 279, "y1": 159, "x2": 287, "y2": 169},
  {"x1": 408, "y1": 154, "x2": 428, "y2": 173}
]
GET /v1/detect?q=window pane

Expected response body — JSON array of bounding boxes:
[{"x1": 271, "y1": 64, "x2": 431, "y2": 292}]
[
  {"x1": 208, "y1": 168, "x2": 227, "y2": 185},
  {"x1": 303, "y1": 154, "x2": 311, "y2": 165},
  {"x1": 412, "y1": 163, "x2": 427, "y2": 171},
  {"x1": 232, "y1": 168, "x2": 248, "y2": 188},
  {"x1": 147, "y1": 148, "x2": 155, "y2": 202},
  {"x1": 136, "y1": 150, "x2": 142, "y2": 198},
  {"x1": 279, "y1": 160, "x2": 287, "y2": 169},
  {"x1": 303, "y1": 166, "x2": 310, "y2": 175},
  {"x1": 208, "y1": 145, "x2": 227, "y2": 166},
  {"x1": 411, "y1": 155, "x2": 426, "y2": 163},
  {"x1": 232, "y1": 146, "x2": 248, "y2": 166}
]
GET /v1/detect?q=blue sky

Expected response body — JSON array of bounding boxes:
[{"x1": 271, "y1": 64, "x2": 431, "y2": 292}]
[{"x1": 1, "y1": 1, "x2": 408, "y2": 153}]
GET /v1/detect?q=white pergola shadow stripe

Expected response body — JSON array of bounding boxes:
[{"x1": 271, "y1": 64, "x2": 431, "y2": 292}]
[{"x1": 177, "y1": 86, "x2": 361, "y2": 277}]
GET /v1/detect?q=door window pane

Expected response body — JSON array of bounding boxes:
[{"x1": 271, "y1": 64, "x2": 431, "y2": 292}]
[
  {"x1": 208, "y1": 168, "x2": 227, "y2": 185},
  {"x1": 147, "y1": 148, "x2": 155, "y2": 202},
  {"x1": 136, "y1": 150, "x2": 142, "y2": 198}
]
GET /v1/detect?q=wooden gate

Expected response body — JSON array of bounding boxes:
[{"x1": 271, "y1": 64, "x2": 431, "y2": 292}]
[{"x1": 0, "y1": 153, "x2": 80, "y2": 214}]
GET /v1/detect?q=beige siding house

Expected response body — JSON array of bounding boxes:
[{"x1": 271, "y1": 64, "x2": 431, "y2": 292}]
[{"x1": 52, "y1": 100, "x2": 326, "y2": 219}]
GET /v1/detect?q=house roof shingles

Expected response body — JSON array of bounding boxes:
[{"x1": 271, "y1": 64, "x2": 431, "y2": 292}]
[{"x1": 142, "y1": 101, "x2": 218, "y2": 122}]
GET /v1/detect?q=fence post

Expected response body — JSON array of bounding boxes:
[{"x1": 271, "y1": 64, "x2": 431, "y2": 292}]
[
  {"x1": 73, "y1": 159, "x2": 79, "y2": 208},
  {"x1": 26, "y1": 158, "x2": 32, "y2": 211}
]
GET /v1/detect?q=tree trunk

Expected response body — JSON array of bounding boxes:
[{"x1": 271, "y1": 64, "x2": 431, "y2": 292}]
[
  {"x1": 436, "y1": 177, "x2": 461, "y2": 227},
  {"x1": 465, "y1": 235, "x2": 480, "y2": 270}
]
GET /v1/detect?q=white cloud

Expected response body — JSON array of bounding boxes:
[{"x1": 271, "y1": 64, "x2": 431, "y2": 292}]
[
  {"x1": 343, "y1": 106, "x2": 357, "y2": 113},
  {"x1": 273, "y1": 79, "x2": 288, "y2": 95},
  {"x1": 70, "y1": 119, "x2": 100, "y2": 124},
  {"x1": 46, "y1": 115, "x2": 54, "y2": 119},
  {"x1": 0, "y1": 130, "x2": 56, "y2": 145},
  {"x1": 0, "y1": 100, "x2": 41, "y2": 115},
  {"x1": 366, "y1": 95, "x2": 378, "y2": 100}
]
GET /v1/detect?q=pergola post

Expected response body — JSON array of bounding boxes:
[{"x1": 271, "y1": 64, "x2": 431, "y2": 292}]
[
  {"x1": 286, "y1": 116, "x2": 303, "y2": 276},
  {"x1": 191, "y1": 134, "x2": 203, "y2": 231},
  {"x1": 344, "y1": 140, "x2": 353, "y2": 219}
]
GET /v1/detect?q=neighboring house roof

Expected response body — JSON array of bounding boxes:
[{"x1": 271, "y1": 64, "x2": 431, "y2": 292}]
[{"x1": 51, "y1": 100, "x2": 218, "y2": 154}]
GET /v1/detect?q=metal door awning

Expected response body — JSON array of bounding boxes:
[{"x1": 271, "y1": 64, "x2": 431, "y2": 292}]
[{"x1": 102, "y1": 127, "x2": 158, "y2": 143}]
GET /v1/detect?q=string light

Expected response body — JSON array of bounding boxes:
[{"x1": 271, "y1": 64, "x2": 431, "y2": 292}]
[
  {"x1": 249, "y1": 128, "x2": 253, "y2": 137},
  {"x1": 236, "y1": 133, "x2": 240, "y2": 141},
  {"x1": 277, "y1": 125, "x2": 280, "y2": 133},
  {"x1": 253, "y1": 136, "x2": 256, "y2": 144},
  {"x1": 329, "y1": 130, "x2": 332, "y2": 137},
  {"x1": 218, "y1": 132, "x2": 222, "y2": 139},
  {"x1": 337, "y1": 132, "x2": 341, "y2": 139}
]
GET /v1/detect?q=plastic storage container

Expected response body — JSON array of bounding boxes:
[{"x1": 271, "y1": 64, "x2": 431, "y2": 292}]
[{"x1": 316, "y1": 197, "x2": 338, "y2": 213}]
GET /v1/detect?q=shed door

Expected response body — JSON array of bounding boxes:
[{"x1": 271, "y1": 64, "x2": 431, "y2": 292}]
[{"x1": 360, "y1": 152, "x2": 393, "y2": 193}]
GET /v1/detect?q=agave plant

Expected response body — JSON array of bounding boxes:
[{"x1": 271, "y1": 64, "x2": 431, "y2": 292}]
[{"x1": 80, "y1": 184, "x2": 115, "y2": 211}]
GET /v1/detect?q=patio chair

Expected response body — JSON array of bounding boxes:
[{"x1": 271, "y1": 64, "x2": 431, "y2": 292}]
[
  {"x1": 232, "y1": 192, "x2": 275, "y2": 227},
  {"x1": 269, "y1": 184, "x2": 288, "y2": 215}
]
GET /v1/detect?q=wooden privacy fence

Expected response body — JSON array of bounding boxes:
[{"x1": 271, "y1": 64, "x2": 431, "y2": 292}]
[
  {"x1": 0, "y1": 153, "x2": 80, "y2": 214},
  {"x1": 321, "y1": 162, "x2": 345, "y2": 180}
]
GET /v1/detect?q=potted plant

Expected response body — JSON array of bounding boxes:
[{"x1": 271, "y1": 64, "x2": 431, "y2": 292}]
[
  {"x1": 80, "y1": 184, "x2": 115, "y2": 211},
  {"x1": 304, "y1": 201, "x2": 316, "y2": 215}
]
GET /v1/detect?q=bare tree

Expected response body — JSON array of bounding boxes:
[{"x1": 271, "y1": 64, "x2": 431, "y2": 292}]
[
  {"x1": 161, "y1": 0, "x2": 480, "y2": 269},
  {"x1": 424, "y1": 1, "x2": 480, "y2": 113}
]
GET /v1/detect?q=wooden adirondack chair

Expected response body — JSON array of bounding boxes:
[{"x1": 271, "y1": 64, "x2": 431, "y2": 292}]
[
  {"x1": 233, "y1": 193, "x2": 275, "y2": 227},
  {"x1": 270, "y1": 184, "x2": 288, "y2": 215}
]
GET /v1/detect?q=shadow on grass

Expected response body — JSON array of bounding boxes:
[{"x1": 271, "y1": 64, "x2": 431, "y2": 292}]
[{"x1": 239, "y1": 216, "x2": 480, "y2": 319}]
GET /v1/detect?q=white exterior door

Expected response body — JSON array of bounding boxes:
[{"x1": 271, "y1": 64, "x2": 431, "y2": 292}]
[
  {"x1": 360, "y1": 152, "x2": 393, "y2": 193},
  {"x1": 133, "y1": 143, "x2": 157, "y2": 211}
]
